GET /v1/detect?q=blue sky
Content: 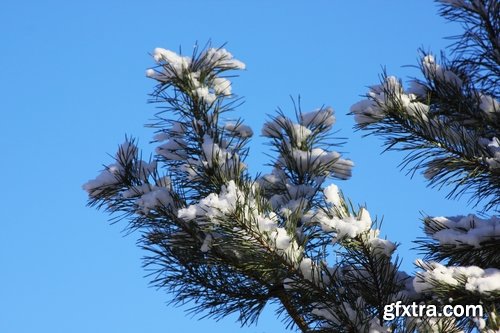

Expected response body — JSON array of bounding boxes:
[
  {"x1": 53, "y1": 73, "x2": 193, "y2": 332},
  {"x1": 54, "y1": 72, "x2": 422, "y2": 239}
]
[{"x1": 1, "y1": 1, "x2": 470, "y2": 332}]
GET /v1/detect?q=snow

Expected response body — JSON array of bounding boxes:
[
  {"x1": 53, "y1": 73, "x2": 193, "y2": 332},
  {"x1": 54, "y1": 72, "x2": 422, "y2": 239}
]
[
  {"x1": 153, "y1": 131, "x2": 169, "y2": 142},
  {"x1": 414, "y1": 261, "x2": 461, "y2": 292},
  {"x1": 473, "y1": 317, "x2": 486, "y2": 330},
  {"x1": 323, "y1": 184, "x2": 341, "y2": 206},
  {"x1": 280, "y1": 198, "x2": 309, "y2": 217},
  {"x1": 422, "y1": 55, "x2": 462, "y2": 87},
  {"x1": 350, "y1": 99, "x2": 384, "y2": 125},
  {"x1": 351, "y1": 73, "x2": 433, "y2": 126},
  {"x1": 259, "y1": 177, "x2": 316, "y2": 212},
  {"x1": 83, "y1": 140, "x2": 141, "y2": 196},
  {"x1": 153, "y1": 122, "x2": 186, "y2": 143},
  {"x1": 116, "y1": 140, "x2": 138, "y2": 165},
  {"x1": 300, "y1": 107, "x2": 335, "y2": 129},
  {"x1": 83, "y1": 139, "x2": 161, "y2": 198},
  {"x1": 121, "y1": 183, "x2": 154, "y2": 198},
  {"x1": 185, "y1": 71, "x2": 200, "y2": 89},
  {"x1": 184, "y1": 183, "x2": 295, "y2": 254},
  {"x1": 256, "y1": 214, "x2": 278, "y2": 232},
  {"x1": 479, "y1": 137, "x2": 500, "y2": 169},
  {"x1": 422, "y1": 54, "x2": 437, "y2": 78},
  {"x1": 299, "y1": 258, "x2": 313, "y2": 281},
  {"x1": 289, "y1": 147, "x2": 353, "y2": 179},
  {"x1": 368, "y1": 319, "x2": 391, "y2": 333},
  {"x1": 298, "y1": 257, "x2": 324, "y2": 285},
  {"x1": 261, "y1": 117, "x2": 286, "y2": 138},
  {"x1": 258, "y1": 167, "x2": 287, "y2": 189},
  {"x1": 393, "y1": 270, "x2": 419, "y2": 301},
  {"x1": 291, "y1": 123, "x2": 312, "y2": 145},
  {"x1": 82, "y1": 164, "x2": 123, "y2": 196},
  {"x1": 363, "y1": 229, "x2": 396, "y2": 257},
  {"x1": 202, "y1": 47, "x2": 246, "y2": 70},
  {"x1": 409, "y1": 317, "x2": 463, "y2": 333},
  {"x1": 156, "y1": 138, "x2": 188, "y2": 160},
  {"x1": 479, "y1": 94, "x2": 499, "y2": 114},
  {"x1": 331, "y1": 158, "x2": 354, "y2": 180},
  {"x1": 200, "y1": 234, "x2": 213, "y2": 252},
  {"x1": 177, "y1": 162, "x2": 198, "y2": 180},
  {"x1": 279, "y1": 235, "x2": 302, "y2": 264},
  {"x1": 192, "y1": 86, "x2": 216, "y2": 104},
  {"x1": 177, "y1": 180, "x2": 241, "y2": 222},
  {"x1": 261, "y1": 114, "x2": 337, "y2": 144},
  {"x1": 169, "y1": 121, "x2": 186, "y2": 135},
  {"x1": 153, "y1": 47, "x2": 191, "y2": 77},
  {"x1": 154, "y1": 122, "x2": 187, "y2": 144},
  {"x1": 442, "y1": 70, "x2": 463, "y2": 87},
  {"x1": 406, "y1": 101, "x2": 429, "y2": 121},
  {"x1": 145, "y1": 68, "x2": 170, "y2": 82},
  {"x1": 212, "y1": 77, "x2": 232, "y2": 96},
  {"x1": 136, "y1": 187, "x2": 174, "y2": 214},
  {"x1": 202, "y1": 136, "x2": 221, "y2": 162},
  {"x1": 343, "y1": 301, "x2": 358, "y2": 323},
  {"x1": 316, "y1": 207, "x2": 372, "y2": 239},
  {"x1": 137, "y1": 160, "x2": 158, "y2": 180},
  {"x1": 358, "y1": 208, "x2": 373, "y2": 228},
  {"x1": 201, "y1": 134, "x2": 241, "y2": 172},
  {"x1": 349, "y1": 76, "x2": 404, "y2": 124},
  {"x1": 290, "y1": 148, "x2": 331, "y2": 171},
  {"x1": 178, "y1": 180, "x2": 301, "y2": 255},
  {"x1": 286, "y1": 183, "x2": 316, "y2": 199},
  {"x1": 147, "y1": 47, "x2": 244, "y2": 96},
  {"x1": 120, "y1": 182, "x2": 174, "y2": 214},
  {"x1": 425, "y1": 214, "x2": 500, "y2": 248},
  {"x1": 177, "y1": 204, "x2": 198, "y2": 221},
  {"x1": 223, "y1": 122, "x2": 254, "y2": 138},
  {"x1": 414, "y1": 260, "x2": 500, "y2": 295},
  {"x1": 313, "y1": 300, "x2": 371, "y2": 331},
  {"x1": 271, "y1": 227, "x2": 291, "y2": 250},
  {"x1": 82, "y1": 139, "x2": 171, "y2": 213},
  {"x1": 312, "y1": 306, "x2": 340, "y2": 326},
  {"x1": 465, "y1": 268, "x2": 500, "y2": 293}
]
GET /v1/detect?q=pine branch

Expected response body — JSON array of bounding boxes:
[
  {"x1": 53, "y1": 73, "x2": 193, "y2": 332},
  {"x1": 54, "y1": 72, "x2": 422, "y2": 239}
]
[
  {"x1": 83, "y1": 10, "x2": 499, "y2": 328},
  {"x1": 416, "y1": 215, "x2": 500, "y2": 267},
  {"x1": 352, "y1": 68, "x2": 500, "y2": 211},
  {"x1": 438, "y1": 0, "x2": 500, "y2": 94}
]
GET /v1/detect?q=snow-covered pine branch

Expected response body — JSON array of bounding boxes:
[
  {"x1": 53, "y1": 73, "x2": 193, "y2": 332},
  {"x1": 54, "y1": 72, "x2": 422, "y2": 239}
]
[
  {"x1": 350, "y1": 64, "x2": 500, "y2": 211},
  {"x1": 83, "y1": 43, "x2": 409, "y2": 332},
  {"x1": 349, "y1": 0, "x2": 500, "y2": 331},
  {"x1": 349, "y1": 1, "x2": 500, "y2": 213},
  {"x1": 83, "y1": 1, "x2": 499, "y2": 332}
]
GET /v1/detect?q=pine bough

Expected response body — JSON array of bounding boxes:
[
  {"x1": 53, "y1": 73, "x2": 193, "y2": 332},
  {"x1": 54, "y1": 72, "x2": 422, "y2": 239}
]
[{"x1": 84, "y1": 1, "x2": 499, "y2": 331}]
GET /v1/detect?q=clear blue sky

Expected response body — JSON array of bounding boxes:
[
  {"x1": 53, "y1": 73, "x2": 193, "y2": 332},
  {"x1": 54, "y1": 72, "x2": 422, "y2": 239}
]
[{"x1": 1, "y1": 1, "x2": 469, "y2": 332}]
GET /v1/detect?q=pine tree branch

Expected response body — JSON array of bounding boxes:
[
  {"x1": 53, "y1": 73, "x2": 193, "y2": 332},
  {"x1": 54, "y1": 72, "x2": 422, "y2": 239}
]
[{"x1": 275, "y1": 289, "x2": 311, "y2": 333}]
